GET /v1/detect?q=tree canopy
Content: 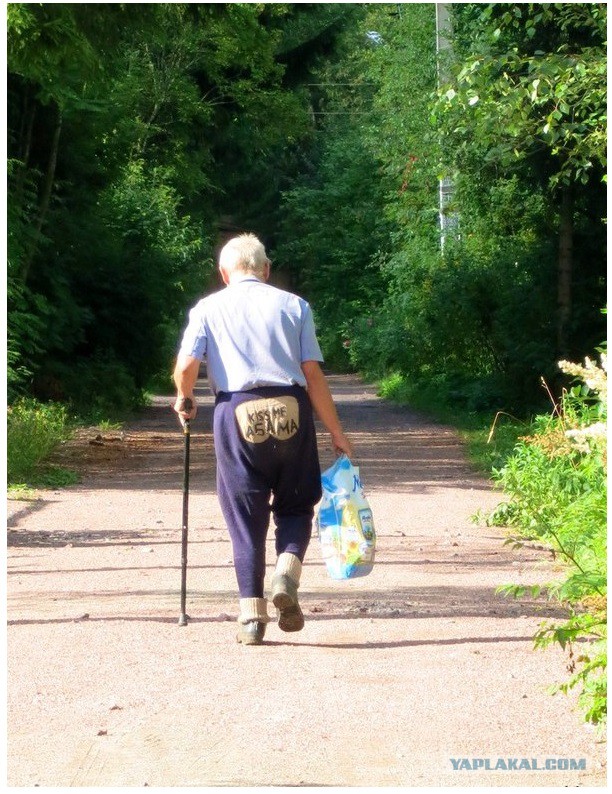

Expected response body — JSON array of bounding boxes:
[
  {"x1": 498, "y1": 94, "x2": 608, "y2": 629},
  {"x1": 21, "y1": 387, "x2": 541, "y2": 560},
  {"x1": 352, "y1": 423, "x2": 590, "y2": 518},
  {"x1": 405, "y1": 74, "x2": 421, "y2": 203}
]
[{"x1": 7, "y1": 2, "x2": 607, "y2": 416}]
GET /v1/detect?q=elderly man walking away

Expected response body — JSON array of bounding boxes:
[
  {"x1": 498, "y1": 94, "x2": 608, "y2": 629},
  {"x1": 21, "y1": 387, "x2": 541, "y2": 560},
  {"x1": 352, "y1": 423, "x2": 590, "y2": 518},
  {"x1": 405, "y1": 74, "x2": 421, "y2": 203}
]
[{"x1": 173, "y1": 233, "x2": 353, "y2": 645}]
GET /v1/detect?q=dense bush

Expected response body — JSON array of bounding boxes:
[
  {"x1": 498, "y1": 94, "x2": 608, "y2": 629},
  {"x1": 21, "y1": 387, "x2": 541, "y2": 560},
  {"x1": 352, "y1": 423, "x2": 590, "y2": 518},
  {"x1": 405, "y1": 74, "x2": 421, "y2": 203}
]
[
  {"x1": 491, "y1": 351, "x2": 607, "y2": 728},
  {"x1": 275, "y1": 4, "x2": 606, "y2": 417},
  {"x1": 8, "y1": 3, "x2": 350, "y2": 414},
  {"x1": 52, "y1": 354, "x2": 148, "y2": 422}
]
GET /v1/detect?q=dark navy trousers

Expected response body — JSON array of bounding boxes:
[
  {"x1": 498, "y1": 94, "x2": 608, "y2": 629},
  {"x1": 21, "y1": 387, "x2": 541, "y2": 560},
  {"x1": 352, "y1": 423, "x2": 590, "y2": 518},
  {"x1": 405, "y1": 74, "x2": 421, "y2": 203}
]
[{"x1": 213, "y1": 385, "x2": 322, "y2": 598}]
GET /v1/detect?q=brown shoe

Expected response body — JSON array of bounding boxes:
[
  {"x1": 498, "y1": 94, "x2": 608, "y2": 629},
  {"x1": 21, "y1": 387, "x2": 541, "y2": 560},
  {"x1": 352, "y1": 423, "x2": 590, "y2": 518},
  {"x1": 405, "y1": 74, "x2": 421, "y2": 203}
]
[
  {"x1": 236, "y1": 620, "x2": 266, "y2": 645},
  {"x1": 271, "y1": 574, "x2": 304, "y2": 632}
]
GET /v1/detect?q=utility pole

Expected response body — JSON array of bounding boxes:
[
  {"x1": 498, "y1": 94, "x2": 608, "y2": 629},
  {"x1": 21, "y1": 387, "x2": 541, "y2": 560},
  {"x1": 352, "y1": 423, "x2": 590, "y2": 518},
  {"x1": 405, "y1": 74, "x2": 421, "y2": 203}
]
[{"x1": 435, "y1": 4, "x2": 457, "y2": 248}]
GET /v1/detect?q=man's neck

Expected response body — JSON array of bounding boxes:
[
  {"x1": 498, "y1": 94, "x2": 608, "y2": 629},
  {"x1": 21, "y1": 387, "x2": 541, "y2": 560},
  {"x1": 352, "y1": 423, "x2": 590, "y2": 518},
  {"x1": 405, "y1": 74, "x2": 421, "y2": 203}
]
[{"x1": 228, "y1": 271, "x2": 264, "y2": 285}]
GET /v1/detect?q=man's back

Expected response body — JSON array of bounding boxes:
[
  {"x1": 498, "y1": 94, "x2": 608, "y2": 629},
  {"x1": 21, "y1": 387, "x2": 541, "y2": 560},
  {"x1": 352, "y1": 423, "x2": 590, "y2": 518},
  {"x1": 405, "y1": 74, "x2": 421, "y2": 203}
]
[{"x1": 180, "y1": 276, "x2": 323, "y2": 394}]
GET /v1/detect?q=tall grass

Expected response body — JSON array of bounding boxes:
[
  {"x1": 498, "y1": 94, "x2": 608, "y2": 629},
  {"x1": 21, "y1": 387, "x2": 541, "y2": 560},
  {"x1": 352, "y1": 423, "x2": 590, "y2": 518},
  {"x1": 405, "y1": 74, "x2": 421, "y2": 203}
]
[{"x1": 7, "y1": 399, "x2": 74, "y2": 486}]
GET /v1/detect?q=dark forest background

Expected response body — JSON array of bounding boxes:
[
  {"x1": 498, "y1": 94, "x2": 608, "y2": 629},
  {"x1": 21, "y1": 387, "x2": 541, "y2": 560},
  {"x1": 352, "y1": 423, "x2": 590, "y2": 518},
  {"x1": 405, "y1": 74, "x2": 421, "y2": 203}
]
[{"x1": 7, "y1": 3, "x2": 607, "y2": 418}]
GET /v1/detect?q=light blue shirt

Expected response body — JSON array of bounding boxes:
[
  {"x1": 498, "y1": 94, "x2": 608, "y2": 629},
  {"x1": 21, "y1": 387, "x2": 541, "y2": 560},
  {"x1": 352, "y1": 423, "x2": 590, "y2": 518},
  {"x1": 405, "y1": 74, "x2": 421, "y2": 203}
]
[{"x1": 178, "y1": 276, "x2": 324, "y2": 395}]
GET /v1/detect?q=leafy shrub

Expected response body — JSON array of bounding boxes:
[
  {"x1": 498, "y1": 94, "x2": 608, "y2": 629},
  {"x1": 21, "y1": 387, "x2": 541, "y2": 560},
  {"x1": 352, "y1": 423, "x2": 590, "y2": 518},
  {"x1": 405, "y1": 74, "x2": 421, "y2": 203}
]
[
  {"x1": 491, "y1": 351, "x2": 607, "y2": 729},
  {"x1": 7, "y1": 399, "x2": 74, "y2": 485}
]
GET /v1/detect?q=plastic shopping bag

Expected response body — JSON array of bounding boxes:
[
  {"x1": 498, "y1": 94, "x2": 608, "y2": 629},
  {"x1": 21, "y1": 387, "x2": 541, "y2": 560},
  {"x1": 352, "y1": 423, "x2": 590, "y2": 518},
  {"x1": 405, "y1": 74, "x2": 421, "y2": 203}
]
[{"x1": 316, "y1": 455, "x2": 376, "y2": 580}]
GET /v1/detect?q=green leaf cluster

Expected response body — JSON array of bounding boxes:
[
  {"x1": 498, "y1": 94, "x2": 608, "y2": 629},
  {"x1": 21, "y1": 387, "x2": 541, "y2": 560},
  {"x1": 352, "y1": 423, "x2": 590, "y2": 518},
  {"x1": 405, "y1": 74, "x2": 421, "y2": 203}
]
[
  {"x1": 274, "y1": 3, "x2": 438, "y2": 371},
  {"x1": 6, "y1": 2, "x2": 607, "y2": 434},
  {"x1": 435, "y1": 3, "x2": 607, "y2": 187},
  {"x1": 490, "y1": 351, "x2": 607, "y2": 728},
  {"x1": 7, "y1": 398, "x2": 75, "y2": 486}
]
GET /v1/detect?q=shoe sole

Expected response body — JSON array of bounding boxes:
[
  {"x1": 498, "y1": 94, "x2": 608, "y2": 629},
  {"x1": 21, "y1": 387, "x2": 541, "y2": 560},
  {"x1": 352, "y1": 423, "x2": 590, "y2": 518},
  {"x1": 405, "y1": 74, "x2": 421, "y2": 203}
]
[{"x1": 272, "y1": 591, "x2": 304, "y2": 632}]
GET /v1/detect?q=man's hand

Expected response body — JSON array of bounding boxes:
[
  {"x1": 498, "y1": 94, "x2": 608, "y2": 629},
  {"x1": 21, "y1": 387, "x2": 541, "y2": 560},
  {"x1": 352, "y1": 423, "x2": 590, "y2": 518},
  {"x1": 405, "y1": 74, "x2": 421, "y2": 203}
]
[
  {"x1": 173, "y1": 396, "x2": 197, "y2": 424},
  {"x1": 173, "y1": 354, "x2": 200, "y2": 425},
  {"x1": 331, "y1": 430, "x2": 353, "y2": 458}
]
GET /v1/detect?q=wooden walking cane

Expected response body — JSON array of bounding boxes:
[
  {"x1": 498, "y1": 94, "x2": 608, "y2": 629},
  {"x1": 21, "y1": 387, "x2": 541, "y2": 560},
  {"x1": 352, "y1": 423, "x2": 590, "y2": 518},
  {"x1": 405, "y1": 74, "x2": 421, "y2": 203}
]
[{"x1": 178, "y1": 398, "x2": 193, "y2": 627}]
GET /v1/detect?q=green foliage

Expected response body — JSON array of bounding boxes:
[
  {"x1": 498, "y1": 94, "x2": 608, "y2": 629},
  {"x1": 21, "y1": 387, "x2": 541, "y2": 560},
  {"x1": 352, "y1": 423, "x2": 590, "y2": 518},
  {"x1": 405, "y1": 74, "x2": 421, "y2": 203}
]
[
  {"x1": 53, "y1": 354, "x2": 149, "y2": 423},
  {"x1": 490, "y1": 351, "x2": 607, "y2": 728},
  {"x1": 7, "y1": 159, "x2": 47, "y2": 398},
  {"x1": 538, "y1": 629, "x2": 607, "y2": 728},
  {"x1": 6, "y1": 2, "x2": 607, "y2": 429},
  {"x1": 276, "y1": 119, "x2": 391, "y2": 368},
  {"x1": 436, "y1": 3, "x2": 607, "y2": 187},
  {"x1": 7, "y1": 399, "x2": 75, "y2": 486},
  {"x1": 277, "y1": 2, "x2": 605, "y2": 414},
  {"x1": 7, "y1": 3, "x2": 103, "y2": 109},
  {"x1": 7, "y1": 3, "x2": 340, "y2": 415},
  {"x1": 418, "y1": 2, "x2": 606, "y2": 405},
  {"x1": 275, "y1": 4, "x2": 436, "y2": 369}
]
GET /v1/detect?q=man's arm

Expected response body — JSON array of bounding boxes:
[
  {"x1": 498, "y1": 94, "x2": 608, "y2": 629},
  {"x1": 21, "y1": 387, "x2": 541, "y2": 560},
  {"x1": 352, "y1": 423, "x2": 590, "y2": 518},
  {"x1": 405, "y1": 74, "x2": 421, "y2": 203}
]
[
  {"x1": 301, "y1": 360, "x2": 353, "y2": 457},
  {"x1": 173, "y1": 353, "x2": 200, "y2": 421}
]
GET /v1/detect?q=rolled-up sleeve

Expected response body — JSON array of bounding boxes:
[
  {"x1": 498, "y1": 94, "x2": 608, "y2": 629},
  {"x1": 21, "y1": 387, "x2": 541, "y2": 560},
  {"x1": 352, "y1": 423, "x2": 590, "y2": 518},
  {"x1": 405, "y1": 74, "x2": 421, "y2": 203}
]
[{"x1": 178, "y1": 304, "x2": 207, "y2": 361}]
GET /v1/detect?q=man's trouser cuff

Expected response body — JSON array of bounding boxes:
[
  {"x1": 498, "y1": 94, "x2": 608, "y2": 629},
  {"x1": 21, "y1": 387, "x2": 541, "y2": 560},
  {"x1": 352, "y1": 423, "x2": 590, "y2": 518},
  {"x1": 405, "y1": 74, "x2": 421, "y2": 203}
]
[{"x1": 238, "y1": 597, "x2": 270, "y2": 624}]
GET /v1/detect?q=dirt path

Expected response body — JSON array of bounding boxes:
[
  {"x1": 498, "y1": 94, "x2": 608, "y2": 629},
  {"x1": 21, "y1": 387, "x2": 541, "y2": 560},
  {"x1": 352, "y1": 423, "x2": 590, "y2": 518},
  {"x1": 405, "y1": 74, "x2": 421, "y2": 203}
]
[{"x1": 6, "y1": 375, "x2": 606, "y2": 788}]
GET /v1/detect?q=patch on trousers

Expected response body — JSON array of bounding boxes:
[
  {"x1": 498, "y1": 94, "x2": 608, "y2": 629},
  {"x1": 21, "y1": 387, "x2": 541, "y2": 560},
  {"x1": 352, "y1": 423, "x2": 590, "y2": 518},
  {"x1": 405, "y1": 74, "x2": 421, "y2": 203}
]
[{"x1": 235, "y1": 396, "x2": 300, "y2": 443}]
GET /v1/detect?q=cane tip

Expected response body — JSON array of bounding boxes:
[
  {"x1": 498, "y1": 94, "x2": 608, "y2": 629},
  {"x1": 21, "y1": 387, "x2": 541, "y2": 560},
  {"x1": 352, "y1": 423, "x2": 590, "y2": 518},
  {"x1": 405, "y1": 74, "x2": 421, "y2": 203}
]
[{"x1": 178, "y1": 614, "x2": 188, "y2": 627}]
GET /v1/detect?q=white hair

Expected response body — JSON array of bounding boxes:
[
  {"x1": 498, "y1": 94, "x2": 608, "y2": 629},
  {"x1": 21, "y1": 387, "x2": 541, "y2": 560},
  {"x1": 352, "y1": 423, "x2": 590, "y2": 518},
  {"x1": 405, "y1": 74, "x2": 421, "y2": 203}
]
[{"x1": 219, "y1": 233, "x2": 269, "y2": 277}]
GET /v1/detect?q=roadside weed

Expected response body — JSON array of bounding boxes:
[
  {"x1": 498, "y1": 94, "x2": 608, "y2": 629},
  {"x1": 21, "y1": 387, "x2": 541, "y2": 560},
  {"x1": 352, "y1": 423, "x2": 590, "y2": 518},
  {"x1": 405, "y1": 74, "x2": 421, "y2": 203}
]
[
  {"x1": 7, "y1": 399, "x2": 76, "y2": 486},
  {"x1": 490, "y1": 352, "x2": 607, "y2": 729}
]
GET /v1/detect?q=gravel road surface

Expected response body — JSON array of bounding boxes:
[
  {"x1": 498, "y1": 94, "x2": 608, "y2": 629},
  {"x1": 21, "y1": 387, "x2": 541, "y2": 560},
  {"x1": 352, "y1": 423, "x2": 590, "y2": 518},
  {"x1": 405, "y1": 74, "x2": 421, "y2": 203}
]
[{"x1": 6, "y1": 375, "x2": 606, "y2": 788}]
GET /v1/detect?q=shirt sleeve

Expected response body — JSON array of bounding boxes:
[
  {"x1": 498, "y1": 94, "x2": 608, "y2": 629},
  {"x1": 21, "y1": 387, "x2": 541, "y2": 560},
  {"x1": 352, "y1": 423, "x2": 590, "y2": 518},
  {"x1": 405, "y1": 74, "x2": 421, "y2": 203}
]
[
  {"x1": 299, "y1": 302, "x2": 324, "y2": 363},
  {"x1": 178, "y1": 303, "x2": 207, "y2": 361}
]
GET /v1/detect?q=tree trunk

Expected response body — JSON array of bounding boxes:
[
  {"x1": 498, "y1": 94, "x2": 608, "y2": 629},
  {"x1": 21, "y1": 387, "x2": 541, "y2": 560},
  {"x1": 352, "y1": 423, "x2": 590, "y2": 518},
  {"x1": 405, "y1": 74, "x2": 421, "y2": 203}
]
[
  {"x1": 557, "y1": 185, "x2": 573, "y2": 356},
  {"x1": 21, "y1": 105, "x2": 63, "y2": 284}
]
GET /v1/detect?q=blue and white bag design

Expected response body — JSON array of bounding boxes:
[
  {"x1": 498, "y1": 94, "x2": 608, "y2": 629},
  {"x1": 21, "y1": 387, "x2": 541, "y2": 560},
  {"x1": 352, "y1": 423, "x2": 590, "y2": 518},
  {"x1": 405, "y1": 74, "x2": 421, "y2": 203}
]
[{"x1": 316, "y1": 455, "x2": 376, "y2": 580}]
